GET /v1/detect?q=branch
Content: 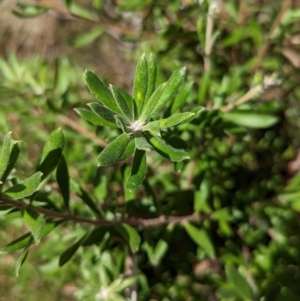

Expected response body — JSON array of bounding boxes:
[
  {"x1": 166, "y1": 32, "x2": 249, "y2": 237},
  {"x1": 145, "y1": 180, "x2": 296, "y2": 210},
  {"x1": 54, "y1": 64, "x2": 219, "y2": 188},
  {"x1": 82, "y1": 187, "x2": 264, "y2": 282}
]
[{"x1": 0, "y1": 197, "x2": 207, "y2": 228}]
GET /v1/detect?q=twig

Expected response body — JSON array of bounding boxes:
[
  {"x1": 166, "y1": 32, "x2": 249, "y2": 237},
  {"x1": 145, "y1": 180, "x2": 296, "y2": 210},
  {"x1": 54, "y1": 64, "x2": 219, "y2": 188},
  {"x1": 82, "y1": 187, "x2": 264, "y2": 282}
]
[
  {"x1": 251, "y1": 0, "x2": 292, "y2": 72},
  {"x1": 204, "y1": 6, "x2": 215, "y2": 72},
  {"x1": 221, "y1": 84, "x2": 263, "y2": 113},
  {"x1": 0, "y1": 197, "x2": 206, "y2": 228},
  {"x1": 57, "y1": 115, "x2": 108, "y2": 147}
]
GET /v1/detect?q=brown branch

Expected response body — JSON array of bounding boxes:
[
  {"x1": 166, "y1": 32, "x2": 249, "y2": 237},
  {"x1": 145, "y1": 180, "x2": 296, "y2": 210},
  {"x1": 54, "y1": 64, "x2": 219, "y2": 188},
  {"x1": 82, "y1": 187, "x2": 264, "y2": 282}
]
[
  {"x1": 0, "y1": 197, "x2": 206, "y2": 228},
  {"x1": 57, "y1": 115, "x2": 108, "y2": 147},
  {"x1": 251, "y1": 0, "x2": 292, "y2": 72}
]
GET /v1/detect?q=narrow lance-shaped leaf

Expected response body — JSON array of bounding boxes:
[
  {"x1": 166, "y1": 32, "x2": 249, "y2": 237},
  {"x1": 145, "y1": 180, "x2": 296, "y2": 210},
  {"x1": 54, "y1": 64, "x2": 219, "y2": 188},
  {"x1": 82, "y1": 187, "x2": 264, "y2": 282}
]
[
  {"x1": 98, "y1": 133, "x2": 132, "y2": 166},
  {"x1": 133, "y1": 54, "x2": 148, "y2": 118},
  {"x1": 151, "y1": 67, "x2": 186, "y2": 117},
  {"x1": 1, "y1": 140, "x2": 21, "y2": 184},
  {"x1": 135, "y1": 133, "x2": 152, "y2": 151},
  {"x1": 15, "y1": 246, "x2": 29, "y2": 277},
  {"x1": 145, "y1": 54, "x2": 157, "y2": 102},
  {"x1": 0, "y1": 132, "x2": 12, "y2": 179},
  {"x1": 110, "y1": 85, "x2": 133, "y2": 121},
  {"x1": 171, "y1": 81, "x2": 193, "y2": 114},
  {"x1": 126, "y1": 149, "x2": 147, "y2": 191},
  {"x1": 88, "y1": 102, "x2": 119, "y2": 125},
  {"x1": 144, "y1": 132, "x2": 189, "y2": 162},
  {"x1": 37, "y1": 128, "x2": 65, "y2": 181},
  {"x1": 115, "y1": 115, "x2": 131, "y2": 133},
  {"x1": 84, "y1": 70, "x2": 122, "y2": 115},
  {"x1": 74, "y1": 108, "x2": 118, "y2": 128},
  {"x1": 139, "y1": 83, "x2": 165, "y2": 122},
  {"x1": 59, "y1": 239, "x2": 83, "y2": 266},
  {"x1": 4, "y1": 171, "x2": 43, "y2": 199},
  {"x1": 22, "y1": 207, "x2": 46, "y2": 245},
  {"x1": 56, "y1": 154, "x2": 70, "y2": 210},
  {"x1": 158, "y1": 112, "x2": 195, "y2": 128},
  {"x1": 118, "y1": 223, "x2": 141, "y2": 252}
]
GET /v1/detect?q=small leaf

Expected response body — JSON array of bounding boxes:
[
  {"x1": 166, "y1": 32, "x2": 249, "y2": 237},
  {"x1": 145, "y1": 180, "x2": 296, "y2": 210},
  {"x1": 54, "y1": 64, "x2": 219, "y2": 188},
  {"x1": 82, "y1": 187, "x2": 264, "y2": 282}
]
[
  {"x1": 222, "y1": 111, "x2": 279, "y2": 128},
  {"x1": 15, "y1": 246, "x2": 29, "y2": 277},
  {"x1": 74, "y1": 108, "x2": 118, "y2": 127},
  {"x1": 37, "y1": 128, "x2": 65, "y2": 181},
  {"x1": 139, "y1": 83, "x2": 165, "y2": 122},
  {"x1": 151, "y1": 67, "x2": 186, "y2": 117},
  {"x1": 22, "y1": 207, "x2": 46, "y2": 244},
  {"x1": 0, "y1": 132, "x2": 12, "y2": 179},
  {"x1": 133, "y1": 54, "x2": 148, "y2": 118},
  {"x1": 171, "y1": 81, "x2": 193, "y2": 114},
  {"x1": 115, "y1": 115, "x2": 131, "y2": 133},
  {"x1": 119, "y1": 139, "x2": 135, "y2": 161},
  {"x1": 4, "y1": 172, "x2": 43, "y2": 199},
  {"x1": 56, "y1": 155, "x2": 70, "y2": 210},
  {"x1": 59, "y1": 239, "x2": 82, "y2": 266},
  {"x1": 126, "y1": 149, "x2": 147, "y2": 191},
  {"x1": 135, "y1": 133, "x2": 152, "y2": 151},
  {"x1": 145, "y1": 54, "x2": 157, "y2": 102},
  {"x1": 84, "y1": 70, "x2": 122, "y2": 115},
  {"x1": 97, "y1": 133, "x2": 132, "y2": 166},
  {"x1": 141, "y1": 122, "x2": 161, "y2": 136},
  {"x1": 88, "y1": 102, "x2": 119, "y2": 125},
  {"x1": 226, "y1": 265, "x2": 253, "y2": 300},
  {"x1": 118, "y1": 223, "x2": 141, "y2": 252},
  {"x1": 144, "y1": 132, "x2": 189, "y2": 162},
  {"x1": 72, "y1": 27, "x2": 103, "y2": 48},
  {"x1": 1, "y1": 140, "x2": 21, "y2": 184},
  {"x1": 183, "y1": 223, "x2": 215, "y2": 258},
  {"x1": 159, "y1": 112, "x2": 195, "y2": 128},
  {"x1": 110, "y1": 85, "x2": 133, "y2": 121}
]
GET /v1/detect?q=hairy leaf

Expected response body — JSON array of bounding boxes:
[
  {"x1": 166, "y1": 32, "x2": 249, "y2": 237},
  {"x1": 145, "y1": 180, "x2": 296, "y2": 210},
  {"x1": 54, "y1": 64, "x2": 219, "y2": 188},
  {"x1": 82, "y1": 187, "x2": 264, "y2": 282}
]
[
  {"x1": 88, "y1": 102, "x2": 119, "y2": 125},
  {"x1": 110, "y1": 85, "x2": 133, "y2": 121}
]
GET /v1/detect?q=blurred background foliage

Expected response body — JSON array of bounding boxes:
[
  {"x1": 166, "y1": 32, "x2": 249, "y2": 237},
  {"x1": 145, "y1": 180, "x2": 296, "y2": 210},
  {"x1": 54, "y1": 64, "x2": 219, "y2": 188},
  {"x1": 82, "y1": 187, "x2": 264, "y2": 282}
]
[{"x1": 1, "y1": 0, "x2": 300, "y2": 300}]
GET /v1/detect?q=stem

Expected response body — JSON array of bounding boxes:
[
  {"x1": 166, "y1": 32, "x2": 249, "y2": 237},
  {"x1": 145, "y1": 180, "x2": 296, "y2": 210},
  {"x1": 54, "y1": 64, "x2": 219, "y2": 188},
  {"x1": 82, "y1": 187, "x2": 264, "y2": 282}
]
[{"x1": 204, "y1": 7, "x2": 214, "y2": 72}]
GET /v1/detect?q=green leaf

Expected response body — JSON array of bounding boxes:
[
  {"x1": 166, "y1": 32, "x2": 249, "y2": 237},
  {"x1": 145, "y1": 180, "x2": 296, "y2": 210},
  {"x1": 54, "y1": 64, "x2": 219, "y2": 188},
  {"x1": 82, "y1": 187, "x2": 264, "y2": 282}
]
[
  {"x1": 139, "y1": 83, "x2": 166, "y2": 122},
  {"x1": 84, "y1": 70, "x2": 122, "y2": 115},
  {"x1": 145, "y1": 54, "x2": 157, "y2": 102},
  {"x1": 151, "y1": 67, "x2": 186, "y2": 117},
  {"x1": 115, "y1": 115, "x2": 131, "y2": 133},
  {"x1": 72, "y1": 27, "x2": 103, "y2": 48},
  {"x1": 4, "y1": 172, "x2": 43, "y2": 199},
  {"x1": 15, "y1": 246, "x2": 29, "y2": 277},
  {"x1": 110, "y1": 276, "x2": 138, "y2": 293},
  {"x1": 56, "y1": 155, "x2": 70, "y2": 210},
  {"x1": 118, "y1": 223, "x2": 141, "y2": 252},
  {"x1": 226, "y1": 265, "x2": 253, "y2": 300},
  {"x1": 144, "y1": 133, "x2": 189, "y2": 162},
  {"x1": 171, "y1": 81, "x2": 193, "y2": 114},
  {"x1": 1, "y1": 140, "x2": 21, "y2": 184},
  {"x1": 97, "y1": 133, "x2": 132, "y2": 166},
  {"x1": 0, "y1": 132, "x2": 12, "y2": 179},
  {"x1": 37, "y1": 128, "x2": 65, "y2": 181},
  {"x1": 110, "y1": 85, "x2": 133, "y2": 121},
  {"x1": 22, "y1": 207, "x2": 46, "y2": 244},
  {"x1": 74, "y1": 108, "x2": 118, "y2": 128},
  {"x1": 158, "y1": 112, "x2": 195, "y2": 128},
  {"x1": 141, "y1": 122, "x2": 161, "y2": 136},
  {"x1": 183, "y1": 223, "x2": 215, "y2": 258},
  {"x1": 126, "y1": 149, "x2": 147, "y2": 191},
  {"x1": 135, "y1": 133, "x2": 152, "y2": 151},
  {"x1": 133, "y1": 54, "x2": 148, "y2": 118},
  {"x1": 222, "y1": 111, "x2": 279, "y2": 128},
  {"x1": 59, "y1": 239, "x2": 82, "y2": 267},
  {"x1": 88, "y1": 102, "x2": 118, "y2": 125},
  {"x1": 119, "y1": 139, "x2": 135, "y2": 161}
]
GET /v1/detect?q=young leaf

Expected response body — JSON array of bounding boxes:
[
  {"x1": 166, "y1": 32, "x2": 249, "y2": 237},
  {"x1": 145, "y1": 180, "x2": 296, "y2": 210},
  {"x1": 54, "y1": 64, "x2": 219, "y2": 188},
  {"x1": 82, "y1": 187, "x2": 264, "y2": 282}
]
[
  {"x1": 183, "y1": 223, "x2": 215, "y2": 258},
  {"x1": 145, "y1": 54, "x2": 157, "y2": 102},
  {"x1": 126, "y1": 149, "x2": 147, "y2": 191},
  {"x1": 226, "y1": 265, "x2": 253, "y2": 300},
  {"x1": 158, "y1": 112, "x2": 195, "y2": 128},
  {"x1": 74, "y1": 108, "x2": 118, "y2": 128},
  {"x1": 84, "y1": 70, "x2": 122, "y2": 115},
  {"x1": 139, "y1": 83, "x2": 165, "y2": 122},
  {"x1": 144, "y1": 132, "x2": 189, "y2": 162},
  {"x1": 4, "y1": 171, "x2": 43, "y2": 199},
  {"x1": 133, "y1": 54, "x2": 148, "y2": 118},
  {"x1": 0, "y1": 132, "x2": 12, "y2": 179},
  {"x1": 37, "y1": 128, "x2": 65, "y2": 181},
  {"x1": 110, "y1": 85, "x2": 133, "y2": 121},
  {"x1": 22, "y1": 207, "x2": 46, "y2": 245},
  {"x1": 1, "y1": 140, "x2": 21, "y2": 184},
  {"x1": 15, "y1": 246, "x2": 29, "y2": 277},
  {"x1": 97, "y1": 133, "x2": 132, "y2": 166},
  {"x1": 56, "y1": 154, "x2": 70, "y2": 210},
  {"x1": 115, "y1": 115, "x2": 131, "y2": 133},
  {"x1": 135, "y1": 133, "x2": 152, "y2": 151},
  {"x1": 118, "y1": 223, "x2": 141, "y2": 252},
  {"x1": 150, "y1": 67, "x2": 186, "y2": 117},
  {"x1": 88, "y1": 102, "x2": 119, "y2": 125},
  {"x1": 141, "y1": 122, "x2": 161, "y2": 136}
]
